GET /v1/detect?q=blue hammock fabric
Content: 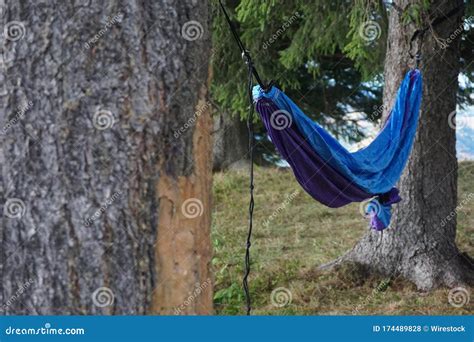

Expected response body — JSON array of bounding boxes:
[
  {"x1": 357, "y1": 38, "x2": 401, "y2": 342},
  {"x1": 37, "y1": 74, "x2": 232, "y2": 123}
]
[{"x1": 253, "y1": 69, "x2": 422, "y2": 230}]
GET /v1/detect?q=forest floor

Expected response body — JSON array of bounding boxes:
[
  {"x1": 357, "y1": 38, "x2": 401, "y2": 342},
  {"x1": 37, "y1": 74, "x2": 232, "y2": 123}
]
[{"x1": 211, "y1": 161, "x2": 474, "y2": 315}]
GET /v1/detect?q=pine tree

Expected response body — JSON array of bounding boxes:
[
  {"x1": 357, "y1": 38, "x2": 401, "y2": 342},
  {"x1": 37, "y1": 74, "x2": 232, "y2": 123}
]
[{"x1": 1, "y1": 1, "x2": 213, "y2": 314}]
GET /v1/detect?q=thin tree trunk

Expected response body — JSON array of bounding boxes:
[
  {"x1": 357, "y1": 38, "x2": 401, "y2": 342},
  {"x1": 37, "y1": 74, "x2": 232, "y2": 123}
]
[
  {"x1": 212, "y1": 112, "x2": 249, "y2": 171},
  {"x1": 1, "y1": 1, "x2": 213, "y2": 314},
  {"x1": 330, "y1": 0, "x2": 473, "y2": 289}
]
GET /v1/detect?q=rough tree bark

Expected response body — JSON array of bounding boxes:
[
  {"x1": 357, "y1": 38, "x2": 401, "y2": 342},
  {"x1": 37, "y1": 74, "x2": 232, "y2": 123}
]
[
  {"x1": 212, "y1": 111, "x2": 249, "y2": 171},
  {"x1": 325, "y1": 0, "x2": 473, "y2": 290},
  {"x1": 1, "y1": 1, "x2": 213, "y2": 314}
]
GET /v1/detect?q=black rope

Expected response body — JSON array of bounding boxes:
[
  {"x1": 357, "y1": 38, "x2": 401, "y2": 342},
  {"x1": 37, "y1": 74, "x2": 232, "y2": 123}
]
[
  {"x1": 218, "y1": 0, "x2": 246, "y2": 56},
  {"x1": 242, "y1": 61, "x2": 255, "y2": 316},
  {"x1": 218, "y1": 0, "x2": 269, "y2": 315},
  {"x1": 218, "y1": 0, "x2": 268, "y2": 91}
]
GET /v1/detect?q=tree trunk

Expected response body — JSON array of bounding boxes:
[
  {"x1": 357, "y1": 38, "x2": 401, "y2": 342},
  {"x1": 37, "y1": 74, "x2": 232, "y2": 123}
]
[
  {"x1": 212, "y1": 111, "x2": 249, "y2": 171},
  {"x1": 1, "y1": 1, "x2": 213, "y2": 314},
  {"x1": 335, "y1": 0, "x2": 473, "y2": 289}
]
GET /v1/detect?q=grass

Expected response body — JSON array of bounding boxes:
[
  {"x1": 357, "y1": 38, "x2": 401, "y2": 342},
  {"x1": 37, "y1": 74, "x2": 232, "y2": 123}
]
[{"x1": 211, "y1": 161, "x2": 474, "y2": 315}]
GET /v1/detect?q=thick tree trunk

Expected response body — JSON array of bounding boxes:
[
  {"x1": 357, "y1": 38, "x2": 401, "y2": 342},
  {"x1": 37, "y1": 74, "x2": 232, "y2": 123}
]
[
  {"x1": 334, "y1": 0, "x2": 473, "y2": 289},
  {"x1": 1, "y1": 1, "x2": 213, "y2": 314},
  {"x1": 212, "y1": 112, "x2": 249, "y2": 171}
]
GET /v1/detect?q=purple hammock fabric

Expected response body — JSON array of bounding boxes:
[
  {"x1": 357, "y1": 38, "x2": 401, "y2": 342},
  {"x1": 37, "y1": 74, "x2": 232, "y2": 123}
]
[
  {"x1": 253, "y1": 70, "x2": 422, "y2": 230},
  {"x1": 256, "y1": 98, "x2": 402, "y2": 231}
]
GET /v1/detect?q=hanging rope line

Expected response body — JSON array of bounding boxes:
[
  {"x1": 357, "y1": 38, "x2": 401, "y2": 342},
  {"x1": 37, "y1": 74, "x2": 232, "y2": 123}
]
[
  {"x1": 218, "y1": 0, "x2": 268, "y2": 91},
  {"x1": 243, "y1": 62, "x2": 255, "y2": 316},
  {"x1": 218, "y1": 0, "x2": 271, "y2": 315}
]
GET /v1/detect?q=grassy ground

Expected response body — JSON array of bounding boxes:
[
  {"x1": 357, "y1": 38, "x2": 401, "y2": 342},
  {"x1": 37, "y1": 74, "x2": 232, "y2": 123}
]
[{"x1": 211, "y1": 161, "x2": 474, "y2": 315}]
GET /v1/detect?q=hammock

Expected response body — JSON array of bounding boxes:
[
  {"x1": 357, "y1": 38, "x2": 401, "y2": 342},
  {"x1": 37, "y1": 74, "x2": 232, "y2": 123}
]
[
  {"x1": 253, "y1": 70, "x2": 423, "y2": 230},
  {"x1": 217, "y1": 0, "x2": 462, "y2": 317}
]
